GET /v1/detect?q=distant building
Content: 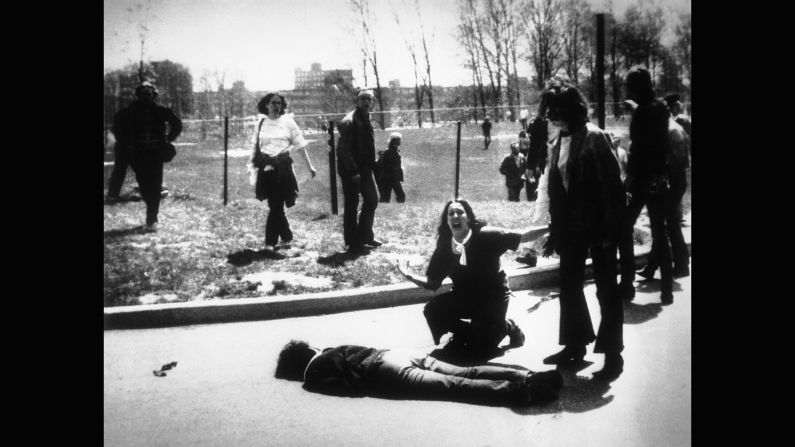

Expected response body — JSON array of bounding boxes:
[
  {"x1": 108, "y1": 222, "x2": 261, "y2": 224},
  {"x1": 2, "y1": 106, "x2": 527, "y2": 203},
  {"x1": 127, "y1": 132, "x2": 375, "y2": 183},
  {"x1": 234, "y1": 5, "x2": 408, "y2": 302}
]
[{"x1": 294, "y1": 63, "x2": 353, "y2": 89}]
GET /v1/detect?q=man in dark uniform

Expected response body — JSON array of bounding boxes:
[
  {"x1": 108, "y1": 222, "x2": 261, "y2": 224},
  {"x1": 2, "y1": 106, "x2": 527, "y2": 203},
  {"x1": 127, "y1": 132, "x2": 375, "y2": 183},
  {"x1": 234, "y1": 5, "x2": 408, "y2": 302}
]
[{"x1": 481, "y1": 116, "x2": 492, "y2": 150}]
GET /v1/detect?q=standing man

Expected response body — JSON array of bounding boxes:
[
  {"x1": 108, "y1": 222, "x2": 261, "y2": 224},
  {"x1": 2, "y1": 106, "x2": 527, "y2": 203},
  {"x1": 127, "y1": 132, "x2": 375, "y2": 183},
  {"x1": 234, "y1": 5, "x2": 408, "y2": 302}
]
[
  {"x1": 616, "y1": 68, "x2": 673, "y2": 304},
  {"x1": 481, "y1": 116, "x2": 492, "y2": 150},
  {"x1": 337, "y1": 90, "x2": 382, "y2": 254},
  {"x1": 499, "y1": 142, "x2": 526, "y2": 202},
  {"x1": 110, "y1": 81, "x2": 182, "y2": 230}
]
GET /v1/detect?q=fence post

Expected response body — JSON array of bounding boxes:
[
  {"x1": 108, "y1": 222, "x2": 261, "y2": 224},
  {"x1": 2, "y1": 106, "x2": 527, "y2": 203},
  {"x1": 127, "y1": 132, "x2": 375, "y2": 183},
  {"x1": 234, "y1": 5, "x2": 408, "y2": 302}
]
[
  {"x1": 455, "y1": 121, "x2": 462, "y2": 199},
  {"x1": 223, "y1": 116, "x2": 229, "y2": 205},
  {"x1": 327, "y1": 120, "x2": 338, "y2": 215}
]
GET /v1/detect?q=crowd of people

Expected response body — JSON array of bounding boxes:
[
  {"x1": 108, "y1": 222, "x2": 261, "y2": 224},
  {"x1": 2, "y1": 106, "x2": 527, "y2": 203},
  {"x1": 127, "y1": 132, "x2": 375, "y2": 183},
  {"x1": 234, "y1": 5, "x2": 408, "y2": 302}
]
[{"x1": 107, "y1": 70, "x2": 690, "y2": 405}]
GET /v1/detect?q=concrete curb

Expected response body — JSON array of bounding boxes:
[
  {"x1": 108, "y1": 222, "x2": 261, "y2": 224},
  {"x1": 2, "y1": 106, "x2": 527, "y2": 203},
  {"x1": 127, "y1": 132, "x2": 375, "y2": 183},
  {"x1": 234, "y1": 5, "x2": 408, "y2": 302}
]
[{"x1": 104, "y1": 240, "x2": 689, "y2": 330}]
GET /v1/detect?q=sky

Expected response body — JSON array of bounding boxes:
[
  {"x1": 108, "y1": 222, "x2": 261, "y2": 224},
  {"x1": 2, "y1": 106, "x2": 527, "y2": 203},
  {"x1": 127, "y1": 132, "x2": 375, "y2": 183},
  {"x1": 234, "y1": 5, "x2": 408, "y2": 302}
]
[{"x1": 103, "y1": 0, "x2": 690, "y2": 92}]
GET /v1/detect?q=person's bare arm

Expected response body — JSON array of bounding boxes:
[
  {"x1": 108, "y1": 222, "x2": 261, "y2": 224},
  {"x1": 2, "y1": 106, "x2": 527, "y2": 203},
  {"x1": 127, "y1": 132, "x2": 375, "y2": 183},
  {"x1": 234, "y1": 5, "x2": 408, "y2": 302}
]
[{"x1": 395, "y1": 260, "x2": 442, "y2": 291}]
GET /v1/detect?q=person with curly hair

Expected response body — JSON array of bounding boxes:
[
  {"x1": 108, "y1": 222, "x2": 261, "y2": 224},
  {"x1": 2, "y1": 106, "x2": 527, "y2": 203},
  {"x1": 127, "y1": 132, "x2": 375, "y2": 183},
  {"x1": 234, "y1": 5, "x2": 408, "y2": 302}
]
[{"x1": 251, "y1": 92, "x2": 317, "y2": 252}]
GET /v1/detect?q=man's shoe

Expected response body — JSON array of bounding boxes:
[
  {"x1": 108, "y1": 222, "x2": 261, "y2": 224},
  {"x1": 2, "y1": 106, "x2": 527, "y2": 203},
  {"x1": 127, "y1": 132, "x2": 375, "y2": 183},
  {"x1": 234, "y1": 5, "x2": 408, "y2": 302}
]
[
  {"x1": 543, "y1": 345, "x2": 586, "y2": 365},
  {"x1": 526, "y1": 370, "x2": 564, "y2": 391},
  {"x1": 617, "y1": 282, "x2": 635, "y2": 301},
  {"x1": 346, "y1": 244, "x2": 371, "y2": 255},
  {"x1": 592, "y1": 353, "x2": 623, "y2": 381},
  {"x1": 636, "y1": 267, "x2": 655, "y2": 280},
  {"x1": 673, "y1": 266, "x2": 690, "y2": 278},
  {"x1": 362, "y1": 239, "x2": 383, "y2": 248},
  {"x1": 660, "y1": 291, "x2": 674, "y2": 305},
  {"x1": 143, "y1": 222, "x2": 158, "y2": 232},
  {"x1": 507, "y1": 319, "x2": 525, "y2": 348}
]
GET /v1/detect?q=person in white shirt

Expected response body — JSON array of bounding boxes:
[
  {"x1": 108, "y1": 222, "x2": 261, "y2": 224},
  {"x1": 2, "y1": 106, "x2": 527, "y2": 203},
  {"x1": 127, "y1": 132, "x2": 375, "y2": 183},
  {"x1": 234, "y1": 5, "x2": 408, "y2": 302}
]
[{"x1": 251, "y1": 92, "x2": 317, "y2": 252}]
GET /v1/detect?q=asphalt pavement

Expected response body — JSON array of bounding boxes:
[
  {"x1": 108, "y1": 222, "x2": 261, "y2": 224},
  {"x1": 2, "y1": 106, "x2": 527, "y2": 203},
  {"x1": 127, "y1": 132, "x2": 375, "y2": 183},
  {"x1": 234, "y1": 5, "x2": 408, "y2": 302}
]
[{"x1": 104, "y1": 268, "x2": 691, "y2": 447}]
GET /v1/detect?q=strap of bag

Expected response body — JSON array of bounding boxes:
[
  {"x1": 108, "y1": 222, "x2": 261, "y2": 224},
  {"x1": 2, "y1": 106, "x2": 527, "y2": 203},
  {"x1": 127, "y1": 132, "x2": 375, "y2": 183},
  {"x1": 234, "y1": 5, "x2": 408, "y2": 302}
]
[{"x1": 254, "y1": 117, "x2": 265, "y2": 155}]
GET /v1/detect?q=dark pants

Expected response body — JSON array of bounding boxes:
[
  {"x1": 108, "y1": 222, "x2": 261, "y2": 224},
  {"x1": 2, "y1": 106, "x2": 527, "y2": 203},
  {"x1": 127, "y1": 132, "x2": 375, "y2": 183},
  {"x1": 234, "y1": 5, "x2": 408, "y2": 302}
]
[
  {"x1": 107, "y1": 145, "x2": 130, "y2": 198},
  {"x1": 262, "y1": 170, "x2": 293, "y2": 246},
  {"x1": 423, "y1": 290, "x2": 510, "y2": 355},
  {"x1": 370, "y1": 349, "x2": 528, "y2": 405},
  {"x1": 378, "y1": 178, "x2": 405, "y2": 203},
  {"x1": 646, "y1": 171, "x2": 689, "y2": 273},
  {"x1": 507, "y1": 185, "x2": 522, "y2": 202},
  {"x1": 340, "y1": 168, "x2": 379, "y2": 246},
  {"x1": 618, "y1": 183, "x2": 673, "y2": 294},
  {"x1": 130, "y1": 151, "x2": 163, "y2": 226},
  {"x1": 557, "y1": 232, "x2": 622, "y2": 353},
  {"x1": 525, "y1": 175, "x2": 540, "y2": 201},
  {"x1": 484, "y1": 135, "x2": 491, "y2": 149}
]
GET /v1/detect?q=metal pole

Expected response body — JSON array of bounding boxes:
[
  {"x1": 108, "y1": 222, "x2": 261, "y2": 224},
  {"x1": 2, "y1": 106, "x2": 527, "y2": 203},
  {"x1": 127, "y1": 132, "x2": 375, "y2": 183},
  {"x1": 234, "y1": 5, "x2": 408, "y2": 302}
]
[
  {"x1": 454, "y1": 121, "x2": 462, "y2": 199},
  {"x1": 328, "y1": 121, "x2": 338, "y2": 215},
  {"x1": 596, "y1": 13, "x2": 606, "y2": 130},
  {"x1": 223, "y1": 116, "x2": 229, "y2": 205}
]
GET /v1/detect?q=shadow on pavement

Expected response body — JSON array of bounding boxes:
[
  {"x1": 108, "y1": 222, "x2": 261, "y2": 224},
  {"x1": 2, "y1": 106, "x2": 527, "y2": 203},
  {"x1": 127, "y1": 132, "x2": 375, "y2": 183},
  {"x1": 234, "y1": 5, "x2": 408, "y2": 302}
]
[
  {"x1": 227, "y1": 248, "x2": 286, "y2": 266},
  {"x1": 635, "y1": 278, "x2": 684, "y2": 293},
  {"x1": 623, "y1": 301, "x2": 663, "y2": 324},
  {"x1": 511, "y1": 372, "x2": 614, "y2": 415}
]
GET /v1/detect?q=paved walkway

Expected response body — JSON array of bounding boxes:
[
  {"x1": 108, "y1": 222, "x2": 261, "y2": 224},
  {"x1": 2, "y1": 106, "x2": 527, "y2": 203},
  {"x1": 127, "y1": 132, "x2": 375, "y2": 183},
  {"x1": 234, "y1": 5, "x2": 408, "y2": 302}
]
[{"x1": 104, "y1": 270, "x2": 691, "y2": 447}]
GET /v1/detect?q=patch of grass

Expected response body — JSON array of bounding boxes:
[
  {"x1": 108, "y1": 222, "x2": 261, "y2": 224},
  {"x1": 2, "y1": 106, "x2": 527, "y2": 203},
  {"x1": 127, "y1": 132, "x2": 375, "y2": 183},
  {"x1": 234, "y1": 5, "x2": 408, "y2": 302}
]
[{"x1": 104, "y1": 121, "x2": 688, "y2": 306}]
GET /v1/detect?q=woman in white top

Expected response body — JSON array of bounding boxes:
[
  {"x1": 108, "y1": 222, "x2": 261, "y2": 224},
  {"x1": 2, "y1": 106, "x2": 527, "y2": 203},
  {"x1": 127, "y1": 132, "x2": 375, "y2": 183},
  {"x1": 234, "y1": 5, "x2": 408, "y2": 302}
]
[{"x1": 251, "y1": 92, "x2": 317, "y2": 251}]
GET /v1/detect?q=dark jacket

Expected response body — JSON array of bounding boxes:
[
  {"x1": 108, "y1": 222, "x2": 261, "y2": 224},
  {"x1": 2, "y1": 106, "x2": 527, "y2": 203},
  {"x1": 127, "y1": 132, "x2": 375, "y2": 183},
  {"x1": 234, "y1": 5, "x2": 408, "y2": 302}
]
[
  {"x1": 527, "y1": 117, "x2": 549, "y2": 172},
  {"x1": 481, "y1": 120, "x2": 492, "y2": 136},
  {"x1": 303, "y1": 345, "x2": 386, "y2": 396},
  {"x1": 336, "y1": 108, "x2": 376, "y2": 177},
  {"x1": 426, "y1": 226, "x2": 521, "y2": 304},
  {"x1": 112, "y1": 100, "x2": 182, "y2": 152},
  {"x1": 499, "y1": 153, "x2": 526, "y2": 188},
  {"x1": 376, "y1": 146, "x2": 403, "y2": 183},
  {"x1": 626, "y1": 99, "x2": 669, "y2": 187},
  {"x1": 548, "y1": 123, "x2": 624, "y2": 247}
]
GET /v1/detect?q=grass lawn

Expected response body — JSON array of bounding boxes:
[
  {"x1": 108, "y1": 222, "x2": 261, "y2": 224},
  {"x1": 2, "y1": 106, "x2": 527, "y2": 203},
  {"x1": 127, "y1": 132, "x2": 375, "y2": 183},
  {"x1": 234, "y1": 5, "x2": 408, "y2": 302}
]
[{"x1": 103, "y1": 119, "x2": 688, "y2": 307}]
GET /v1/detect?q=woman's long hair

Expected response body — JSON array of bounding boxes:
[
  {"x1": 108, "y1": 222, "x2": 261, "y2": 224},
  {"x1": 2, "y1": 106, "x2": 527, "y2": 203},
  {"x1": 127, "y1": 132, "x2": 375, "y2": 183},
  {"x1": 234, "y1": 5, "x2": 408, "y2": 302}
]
[
  {"x1": 257, "y1": 92, "x2": 287, "y2": 115},
  {"x1": 435, "y1": 199, "x2": 486, "y2": 249},
  {"x1": 547, "y1": 84, "x2": 590, "y2": 131},
  {"x1": 625, "y1": 68, "x2": 655, "y2": 106}
]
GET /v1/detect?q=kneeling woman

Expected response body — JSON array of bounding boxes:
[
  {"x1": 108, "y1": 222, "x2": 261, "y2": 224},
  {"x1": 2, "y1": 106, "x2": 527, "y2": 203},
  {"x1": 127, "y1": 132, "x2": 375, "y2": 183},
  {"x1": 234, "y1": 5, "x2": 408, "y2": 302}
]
[
  {"x1": 398, "y1": 199, "x2": 548, "y2": 360},
  {"x1": 251, "y1": 92, "x2": 317, "y2": 251}
]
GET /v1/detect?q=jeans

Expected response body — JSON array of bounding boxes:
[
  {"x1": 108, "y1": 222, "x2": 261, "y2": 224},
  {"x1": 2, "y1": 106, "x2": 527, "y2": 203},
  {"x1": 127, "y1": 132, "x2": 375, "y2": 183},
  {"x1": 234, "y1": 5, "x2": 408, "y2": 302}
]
[
  {"x1": 340, "y1": 167, "x2": 379, "y2": 246},
  {"x1": 618, "y1": 183, "x2": 673, "y2": 294},
  {"x1": 378, "y1": 179, "x2": 405, "y2": 203},
  {"x1": 370, "y1": 349, "x2": 528, "y2": 405},
  {"x1": 646, "y1": 170, "x2": 689, "y2": 273},
  {"x1": 262, "y1": 170, "x2": 293, "y2": 247},
  {"x1": 130, "y1": 151, "x2": 163, "y2": 226}
]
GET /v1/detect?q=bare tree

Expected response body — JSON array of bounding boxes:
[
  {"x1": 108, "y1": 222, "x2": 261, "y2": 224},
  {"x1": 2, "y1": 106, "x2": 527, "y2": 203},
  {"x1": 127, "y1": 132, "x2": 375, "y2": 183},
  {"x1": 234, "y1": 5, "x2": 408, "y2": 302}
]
[
  {"x1": 351, "y1": 0, "x2": 386, "y2": 129},
  {"x1": 521, "y1": 0, "x2": 564, "y2": 90},
  {"x1": 416, "y1": 2, "x2": 436, "y2": 124},
  {"x1": 393, "y1": 10, "x2": 426, "y2": 127},
  {"x1": 457, "y1": 0, "x2": 488, "y2": 120},
  {"x1": 560, "y1": 0, "x2": 594, "y2": 86}
]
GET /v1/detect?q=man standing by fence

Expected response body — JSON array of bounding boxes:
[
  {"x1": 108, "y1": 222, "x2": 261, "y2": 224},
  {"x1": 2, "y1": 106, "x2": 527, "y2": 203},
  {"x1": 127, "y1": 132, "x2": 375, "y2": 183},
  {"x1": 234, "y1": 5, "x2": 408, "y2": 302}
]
[
  {"x1": 110, "y1": 81, "x2": 182, "y2": 230},
  {"x1": 336, "y1": 89, "x2": 382, "y2": 254}
]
